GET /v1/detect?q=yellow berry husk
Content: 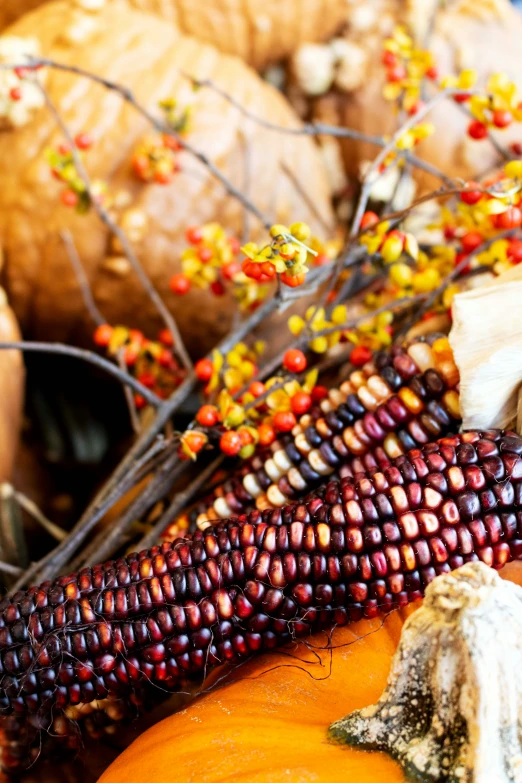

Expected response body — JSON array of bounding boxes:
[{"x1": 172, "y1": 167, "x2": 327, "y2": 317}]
[
  {"x1": 270, "y1": 224, "x2": 288, "y2": 238},
  {"x1": 381, "y1": 235, "x2": 404, "y2": 264},
  {"x1": 289, "y1": 222, "x2": 311, "y2": 241},
  {"x1": 389, "y1": 262, "x2": 413, "y2": 288}
]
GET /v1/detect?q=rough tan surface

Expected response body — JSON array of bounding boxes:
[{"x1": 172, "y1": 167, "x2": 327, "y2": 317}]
[
  {"x1": 308, "y1": 0, "x2": 522, "y2": 191},
  {"x1": 0, "y1": 1, "x2": 334, "y2": 355},
  {"x1": 0, "y1": 294, "x2": 24, "y2": 484},
  {"x1": 0, "y1": 0, "x2": 348, "y2": 69}
]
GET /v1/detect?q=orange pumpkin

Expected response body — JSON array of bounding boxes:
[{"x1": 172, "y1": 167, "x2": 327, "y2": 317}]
[
  {"x1": 99, "y1": 562, "x2": 522, "y2": 783},
  {"x1": 0, "y1": 288, "x2": 24, "y2": 484},
  {"x1": 0, "y1": 0, "x2": 348, "y2": 70},
  {"x1": 0, "y1": 1, "x2": 333, "y2": 355}
]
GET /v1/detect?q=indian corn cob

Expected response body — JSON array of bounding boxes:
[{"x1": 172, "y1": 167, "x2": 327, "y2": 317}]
[
  {"x1": 194, "y1": 336, "x2": 460, "y2": 527},
  {"x1": 1, "y1": 429, "x2": 520, "y2": 738}
]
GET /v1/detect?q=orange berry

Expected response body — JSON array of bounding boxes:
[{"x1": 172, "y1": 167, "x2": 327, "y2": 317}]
[
  {"x1": 311, "y1": 385, "x2": 328, "y2": 403},
  {"x1": 137, "y1": 372, "x2": 156, "y2": 389},
  {"x1": 493, "y1": 109, "x2": 512, "y2": 129},
  {"x1": 283, "y1": 349, "x2": 307, "y2": 373},
  {"x1": 494, "y1": 206, "x2": 522, "y2": 229},
  {"x1": 9, "y1": 87, "x2": 22, "y2": 101},
  {"x1": 228, "y1": 236, "x2": 241, "y2": 254},
  {"x1": 196, "y1": 405, "x2": 219, "y2": 427},
  {"x1": 74, "y1": 132, "x2": 93, "y2": 150},
  {"x1": 220, "y1": 430, "x2": 242, "y2": 456},
  {"x1": 186, "y1": 226, "x2": 203, "y2": 245},
  {"x1": 158, "y1": 348, "x2": 173, "y2": 368},
  {"x1": 381, "y1": 50, "x2": 398, "y2": 67},
  {"x1": 461, "y1": 231, "x2": 483, "y2": 253},
  {"x1": 132, "y1": 154, "x2": 149, "y2": 178},
  {"x1": 468, "y1": 120, "x2": 488, "y2": 140},
  {"x1": 238, "y1": 428, "x2": 254, "y2": 447},
  {"x1": 425, "y1": 65, "x2": 438, "y2": 80},
  {"x1": 93, "y1": 324, "x2": 113, "y2": 347},
  {"x1": 158, "y1": 329, "x2": 174, "y2": 347},
  {"x1": 386, "y1": 64, "x2": 406, "y2": 83},
  {"x1": 184, "y1": 431, "x2": 206, "y2": 455},
  {"x1": 507, "y1": 239, "x2": 522, "y2": 263},
  {"x1": 124, "y1": 344, "x2": 140, "y2": 366},
  {"x1": 134, "y1": 394, "x2": 147, "y2": 410},
  {"x1": 197, "y1": 247, "x2": 213, "y2": 263},
  {"x1": 61, "y1": 189, "x2": 79, "y2": 208},
  {"x1": 261, "y1": 261, "x2": 276, "y2": 279},
  {"x1": 360, "y1": 211, "x2": 379, "y2": 230},
  {"x1": 222, "y1": 261, "x2": 241, "y2": 280},
  {"x1": 291, "y1": 391, "x2": 312, "y2": 416},
  {"x1": 460, "y1": 183, "x2": 482, "y2": 205},
  {"x1": 162, "y1": 134, "x2": 181, "y2": 151},
  {"x1": 280, "y1": 271, "x2": 305, "y2": 287},
  {"x1": 273, "y1": 410, "x2": 296, "y2": 433},
  {"x1": 169, "y1": 273, "x2": 191, "y2": 295},
  {"x1": 195, "y1": 358, "x2": 213, "y2": 382},
  {"x1": 257, "y1": 422, "x2": 276, "y2": 446},
  {"x1": 249, "y1": 381, "x2": 265, "y2": 398}
]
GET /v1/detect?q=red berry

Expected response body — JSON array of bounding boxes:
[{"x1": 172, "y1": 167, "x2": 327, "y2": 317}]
[
  {"x1": 460, "y1": 182, "x2": 483, "y2": 205},
  {"x1": 494, "y1": 205, "x2": 522, "y2": 229},
  {"x1": 444, "y1": 225, "x2": 457, "y2": 241},
  {"x1": 257, "y1": 423, "x2": 276, "y2": 447},
  {"x1": 222, "y1": 261, "x2": 241, "y2": 280},
  {"x1": 273, "y1": 411, "x2": 297, "y2": 433},
  {"x1": 249, "y1": 381, "x2": 265, "y2": 398},
  {"x1": 507, "y1": 239, "x2": 522, "y2": 263},
  {"x1": 153, "y1": 168, "x2": 172, "y2": 185},
  {"x1": 493, "y1": 109, "x2": 512, "y2": 129},
  {"x1": 169, "y1": 273, "x2": 191, "y2": 294},
  {"x1": 162, "y1": 134, "x2": 181, "y2": 151},
  {"x1": 425, "y1": 65, "x2": 438, "y2": 80},
  {"x1": 74, "y1": 132, "x2": 93, "y2": 150},
  {"x1": 261, "y1": 261, "x2": 276, "y2": 279},
  {"x1": 311, "y1": 385, "x2": 328, "y2": 403},
  {"x1": 210, "y1": 280, "x2": 225, "y2": 296},
  {"x1": 461, "y1": 231, "x2": 483, "y2": 253},
  {"x1": 381, "y1": 50, "x2": 398, "y2": 67},
  {"x1": 197, "y1": 247, "x2": 213, "y2": 263},
  {"x1": 196, "y1": 404, "x2": 219, "y2": 427},
  {"x1": 242, "y1": 259, "x2": 262, "y2": 280},
  {"x1": 280, "y1": 271, "x2": 305, "y2": 287},
  {"x1": 467, "y1": 120, "x2": 488, "y2": 140},
  {"x1": 386, "y1": 64, "x2": 407, "y2": 83},
  {"x1": 238, "y1": 428, "x2": 254, "y2": 447},
  {"x1": 14, "y1": 66, "x2": 30, "y2": 79},
  {"x1": 290, "y1": 391, "x2": 312, "y2": 416},
  {"x1": 60, "y1": 189, "x2": 79, "y2": 208},
  {"x1": 93, "y1": 323, "x2": 113, "y2": 347},
  {"x1": 407, "y1": 100, "x2": 424, "y2": 116},
  {"x1": 134, "y1": 394, "x2": 147, "y2": 410},
  {"x1": 360, "y1": 211, "x2": 379, "y2": 230},
  {"x1": 132, "y1": 154, "x2": 149, "y2": 178},
  {"x1": 350, "y1": 345, "x2": 372, "y2": 367},
  {"x1": 158, "y1": 348, "x2": 173, "y2": 368},
  {"x1": 454, "y1": 252, "x2": 471, "y2": 275},
  {"x1": 186, "y1": 226, "x2": 203, "y2": 245},
  {"x1": 137, "y1": 372, "x2": 156, "y2": 389},
  {"x1": 158, "y1": 329, "x2": 174, "y2": 346},
  {"x1": 9, "y1": 87, "x2": 22, "y2": 101},
  {"x1": 228, "y1": 236, "x2": 241, "y2": 255},
  {"x1": 511, "y1": 142, "x2": 522, "y2": 156},
  {"x1": 313, "y1": 253, "x2": 330, "y2": 266},
  {"x1": 453, "y1": 93, "x2": 470, "y2": 104},
  {"x1": 283, "y1": 349, "x2": 307, "y2": 373},
  {"x1": 220, "y1": 430, "x2": 242, "y2": 456},
  {"x1": 195, "y1": 358, "x2": 213, "y2": 382}
]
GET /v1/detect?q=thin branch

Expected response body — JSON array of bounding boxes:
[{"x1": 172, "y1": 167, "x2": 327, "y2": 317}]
[
  {"x1": 60, "y1": 230, "x2": 140, "y2": 432},
  {"x1": 4, "y1": 486, "x2": 67, "y2": 542},
  {"x1": 0, "y1": 341, "x2": 163, "y2": 407},
  {"x1": 38, "y1": 83, "x2": 193, "y2": 373},
  {"x1": 280, "y1": 161, "x2": 332, "y2": 236}
]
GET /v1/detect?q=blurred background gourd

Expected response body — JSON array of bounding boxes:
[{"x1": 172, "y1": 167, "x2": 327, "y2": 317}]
[{"x1": 0, "y1": 0, "x2": 334, "y2": 355}]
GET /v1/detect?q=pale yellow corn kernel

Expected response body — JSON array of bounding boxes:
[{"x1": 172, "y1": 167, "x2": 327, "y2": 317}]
[
  {"x1": 264, "y1": 458, "x2": 283, "y2": 482},
  {"x1": 295, "y1": 433, "x2": 312, "y2": 454},
  {"x1": 273, "y1": 449, "x2": 292, "y2": 472},
  {"x1": 438, "y1": 360, "x2": 460, "y2": 388},
  {"x1": 320, "y1": 400, "x2": 333, "y2": 413},
  {"x1": 265, "y1": 485, "x2": 287, "y2": 507},
  {"x1": 398, "y1": 387, "x2": 424, "y2": 415},
  {"x1": 366, "y1": 375, "x2": 391, "y2": 402},
  {"x1": 298, "y1": 414, "x2": 313, "y2": 428},
  {"x1": 288, "y1": 467, "x2": 308, "y2": 491},
  {"x1": 342, "y1": 428, "x2": 366, "y2": 454},
  {"x1": 349, "y1": 370, "x2": 367, "y2": 389},
  {"x1": 443, "y1": 389, "x2": 461, "y2": 419},
  {"x1": 407, "y1": 342, "x2": 435, "y2": 372},
  {"x1": 214, "y1": 497, "x2": 233, "y2": 519},
  {"x1": 317, "y1": 523, "x2": 331, "y2": 550},
  {"x1": 243, "y1": 473, "x2": 263, "y2": 498},
  {"x1": 383, "y1": 433, "x2": 405, "y2": 459},
  {"x1": 328, "y1": 388, "x2": 346, "y2": 407},
  {"x1": 340, "y1": 380, "x2": 355, "y2": 396},
  {"x1": 308, "y1": 449, "x2": 335, "y2": 476},
  {"x1": 357, "y1": 385, "x2": 379, "y2": 411}
]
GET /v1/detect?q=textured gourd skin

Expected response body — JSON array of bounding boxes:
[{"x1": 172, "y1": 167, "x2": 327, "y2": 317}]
[
  {"x1": 0, "y1": 1, "x2": 333, "y2": 355},
  {"x1": 311, "y1": 0, "x2": 522, "y2": 191},
  {"x1": 0, "y1": 0, "x2": 348, "y2": 69},
  {"x1": 98, "y1": 562, "x2": 522, "y2": 783},
  {"x1": 0, "y1": 297, "x2": 24, "y2": 484}
]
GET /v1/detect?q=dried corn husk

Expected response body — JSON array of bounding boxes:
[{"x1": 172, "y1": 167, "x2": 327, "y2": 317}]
[{"x1": 449, "y1": 265, "x2": 522, "y2": 432}]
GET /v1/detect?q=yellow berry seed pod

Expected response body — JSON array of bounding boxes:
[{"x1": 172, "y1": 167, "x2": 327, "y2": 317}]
[
  {"x1": 269, "y1": 224, "x2": 288, "y2": 238},
  {"x1": 381, "y1": 235, "x2": 404, "y2": 264},
  {"x1": 289, "y1": 222, "x2": 311, "y2": 242}
]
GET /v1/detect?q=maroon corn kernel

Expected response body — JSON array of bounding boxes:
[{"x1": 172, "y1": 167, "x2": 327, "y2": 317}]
[
  {"x1": 189, "y1": 340, "x2": 461, "y2": 527},
  {"x1": 0, "y1": 430, "x2": 520, "y2": 725}
]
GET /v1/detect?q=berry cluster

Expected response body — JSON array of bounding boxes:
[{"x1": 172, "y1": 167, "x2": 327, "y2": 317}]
[
  {"x1": 93, "y1": 324, "x2": 184, "y2": 409},
  {"x1": 132, "y1": 134, "x2": 181, "y2": 184},
  {"x1": 241, "y1": 222, "x2": 321, "y2": 287},
  {"x1": 381, "y1": 26, "x2": 437, "y2": 112},
  {"x1": 169, "y1": 224, "x2": 241, "y2": 296},
  {"x1": 46, "y1": 133, "x2": 107, "y2": 212}
]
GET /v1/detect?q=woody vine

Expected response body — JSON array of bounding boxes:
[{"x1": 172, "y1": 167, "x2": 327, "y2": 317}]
[{"x1": 0, "y1": 23, "x2": 522, "y2": 595}]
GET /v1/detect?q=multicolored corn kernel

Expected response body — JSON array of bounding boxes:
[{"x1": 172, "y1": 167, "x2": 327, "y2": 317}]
[
  {"x1": 191, "y1": 337, "x2": 460, "y2": 526},
  {"x1": 1, "y1": 430, "x2": 521, "y2": 732}
]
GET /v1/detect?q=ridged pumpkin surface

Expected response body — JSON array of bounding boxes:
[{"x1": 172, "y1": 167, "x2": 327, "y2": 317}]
[
  {"x1": 0, "y1": 0, "x2": 348, "y2": 69},
  {"x1": 0, "y1": 1, "x2": 333, "y2": 354}
]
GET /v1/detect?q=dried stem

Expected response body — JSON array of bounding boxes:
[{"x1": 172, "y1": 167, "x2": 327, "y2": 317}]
[
  {"x1": 280, "y1": 161, "x2": 332, "y2": 236},
  {"x1": 5, "y1": 486, "x2": 67, "y2": 543},
  {"x1": 0, "y1": 341, "x2": 162, "y2": 408}
]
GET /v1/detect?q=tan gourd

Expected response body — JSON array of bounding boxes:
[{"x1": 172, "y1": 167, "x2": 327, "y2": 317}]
[
  {"x1": 0, "y1": 0, "x2": 348, "y2": 70},
  {"x1": 295, "y1": 0, "x2": 522, "y2": 191},
  {"x1": 0, "y1": 1, "x2": 333, "y2": 354},
  {"x1": 0, "y1": 287, "x2": 24, "y2": 484}
]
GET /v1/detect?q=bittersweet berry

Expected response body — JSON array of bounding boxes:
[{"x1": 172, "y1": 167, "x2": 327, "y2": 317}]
[
  {"x1": 169, "y1": 273, "x2": 191, "y2": 295},
  {"x1": 158, "y1": 329, "x2": 174, "y2": 347},
  {"x1": 61, "y1": 189, "x2": 79, "y2": 208},
  {"x1": 186, "y1": 226, "x2": 203, "y2": 245},
  {"x1": 195, "y1": 358, "x2": 214, "y2": 382},
  {"x1": 257, "y1": 422, "x2": 276, "y2": 446},
  {"x1": 74, "y1": 132, "x2": 93, "y2": 150},
  {"x1": 507, "y1": 239, "x2": 522, "y2": 263},
  {"x1": 360, "y1": 211, "x2": 379, "y2": 230},
  {"x1": 183, "y1": 431, "x2": 206, "y2": 455},
  {"x1": 290, "y1": 391, "x2": 312, "y2": 416},
  {"x1": 273, "y1": 411, "x2": 297, "y2": 433},
  {"x1": 249, "y1": 381, "x2": 265, "y2": 398},
  {"x1": 196, "y1": 405, "x2": 219, "y2": 427},
  {"x1": 493, "y1": 109, "x2": 512, "y2": 129},
  {"x1": 283, "y1": 349, "x2": 307, "y2": 373},
  {"x1": 468, "y1": 120, "x2": 488, "y2": 140},
  {"x1": 460, "y1": 183, "x2": 483, "y2": 205},
  {"x1": 350, "y1": 345, "x2": 372, "y2": 366},
  {"x1": 220, "y1": 430, "x2": 242, "y2": 456},
  {"x1": 461, "y1": 231, "x2": 483, "y2": 253},
  {"x1": 311, "y1": 385, "x2": 328, "y2": 403},
  {"x1": 494, "y1": 206, "x2": 522, "y2": 229},
  {"x1": 280, "y1": 271, "x2": 305, "y2": 287},
  {"x1": 93, "y1": 324, "x2": 113, "y2": 347}
]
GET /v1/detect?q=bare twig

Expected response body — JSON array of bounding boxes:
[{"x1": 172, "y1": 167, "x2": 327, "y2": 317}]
[
  {"x1": 280, "y1": 161, "x2": 332, "y2": 236},
  {"x1": 39, "y1": 83, "x2": 193, "y2": 373},
  {"x1": 0, "y1": 341, "x2": 163, "y2": 407},
  {"x1": 5, "y1": 486, "x2": 67, "y2": 542}
]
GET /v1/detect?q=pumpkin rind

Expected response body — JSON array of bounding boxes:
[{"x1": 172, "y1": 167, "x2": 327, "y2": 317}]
[{"x1": 0, "y1": 1, "x2": 333, "y2": 354}]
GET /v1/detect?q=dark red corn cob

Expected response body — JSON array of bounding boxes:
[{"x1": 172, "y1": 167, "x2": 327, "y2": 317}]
[
  {"x1": 1, "y1": 429, "x2": 521, "y2": 735},
  {"x1": 192, "y1": 336, "x2": 460, "y2": 527}
]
